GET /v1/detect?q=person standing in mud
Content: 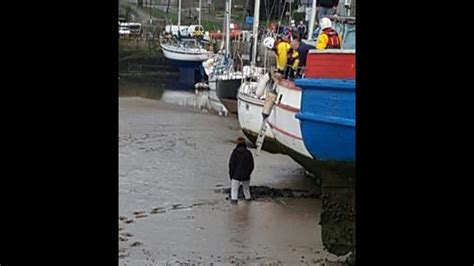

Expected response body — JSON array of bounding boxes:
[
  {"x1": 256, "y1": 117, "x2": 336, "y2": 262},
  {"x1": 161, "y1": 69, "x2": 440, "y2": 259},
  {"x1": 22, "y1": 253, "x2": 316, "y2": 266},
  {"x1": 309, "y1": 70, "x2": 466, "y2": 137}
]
[{"x1": 228, "y1": 137, "x2": 254, "y2": 203}]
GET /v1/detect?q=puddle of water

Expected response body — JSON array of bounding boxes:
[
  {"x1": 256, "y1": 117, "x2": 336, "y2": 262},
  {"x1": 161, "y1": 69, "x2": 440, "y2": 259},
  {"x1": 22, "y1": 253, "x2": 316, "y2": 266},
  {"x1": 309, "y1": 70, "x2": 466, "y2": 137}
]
[
  {"x1": 119, "y1": 77, "x2": 228, "y2": 115},
  {"x1": 119, "y1": 78, "x2": 166, "y2": 100}
]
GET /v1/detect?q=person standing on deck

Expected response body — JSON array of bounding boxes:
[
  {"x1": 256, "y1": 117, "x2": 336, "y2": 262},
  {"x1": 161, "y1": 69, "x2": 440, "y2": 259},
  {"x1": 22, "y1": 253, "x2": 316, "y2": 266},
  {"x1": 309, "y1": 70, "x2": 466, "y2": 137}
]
[
  {"x1": 284, "y1": 39, "x2": 301, "y2": 80},
  {"x1": 297, "y1": 20, "x2": 307, "y2": 40},
  {"x1": 316, "y1": 17, "x2": 342, "y2": 49},
  {"x1": 317, "y1": 0, "x2": 339, "y2": 21},
  {"x1": 263, "y1": 36, "x2": 291, "y2": 74},
  {"x1": 296, "y1": 41, "x2": 314, "y2": 77},
  {"x1": 228, "y1": 137, "x2": 255, "y2": 203}
]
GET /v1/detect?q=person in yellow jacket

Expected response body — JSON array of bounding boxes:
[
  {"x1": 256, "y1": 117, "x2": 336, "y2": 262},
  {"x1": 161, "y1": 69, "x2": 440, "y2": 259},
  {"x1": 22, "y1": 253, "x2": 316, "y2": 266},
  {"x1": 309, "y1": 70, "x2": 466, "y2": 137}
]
[
  {"x1": 274, "y1": 36, "x2": 292, "y2": 73},
  {"x1": 263, "y1": 36, "x2": 300, "y2": 79},
  {"x1": 316, "y1": 17, "x2": 342, "y2": 49},
  {"x1": 284, "y1": 40, "x2": 300, "y2": 80},
  {"x1": 193, "y1": 29, "x2": 204, "y2": 41}
]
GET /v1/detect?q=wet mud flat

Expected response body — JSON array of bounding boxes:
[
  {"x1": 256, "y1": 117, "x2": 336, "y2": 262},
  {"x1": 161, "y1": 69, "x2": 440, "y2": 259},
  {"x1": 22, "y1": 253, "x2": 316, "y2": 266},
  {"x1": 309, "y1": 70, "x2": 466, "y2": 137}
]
[{"x1": 119, "y1": 97, "x2": 353, "y2": 265}]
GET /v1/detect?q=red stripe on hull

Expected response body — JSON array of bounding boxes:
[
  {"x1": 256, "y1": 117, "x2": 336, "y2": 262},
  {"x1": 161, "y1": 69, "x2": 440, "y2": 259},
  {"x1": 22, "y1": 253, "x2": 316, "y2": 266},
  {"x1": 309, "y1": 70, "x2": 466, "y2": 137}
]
[
  {"x1": 267, "y1": 121, "x2": 303, "y2": 140},
  {"x1": 276, "y1": 103, "x2": 300, "y2": 113}
]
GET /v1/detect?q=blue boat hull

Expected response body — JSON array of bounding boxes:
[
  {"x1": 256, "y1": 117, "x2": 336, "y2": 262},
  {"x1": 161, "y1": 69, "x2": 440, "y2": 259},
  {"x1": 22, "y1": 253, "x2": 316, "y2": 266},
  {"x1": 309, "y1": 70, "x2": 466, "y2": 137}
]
[
  {"x1": 295, "y1": 78, "x2": 355, "y2": 162},
  {"x1": 166, "y1": 58, "x2": 203, "y2": 68},
  {"x1": 164, "y1": 58, "x2": 207, "y2": 89}
]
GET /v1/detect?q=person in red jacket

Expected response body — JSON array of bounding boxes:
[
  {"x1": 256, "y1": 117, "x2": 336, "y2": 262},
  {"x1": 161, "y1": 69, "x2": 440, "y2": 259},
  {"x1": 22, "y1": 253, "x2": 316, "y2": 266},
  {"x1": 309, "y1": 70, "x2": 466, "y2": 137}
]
[{"x1": 316, "y1": 17, "x2": 341, "y2": 49}]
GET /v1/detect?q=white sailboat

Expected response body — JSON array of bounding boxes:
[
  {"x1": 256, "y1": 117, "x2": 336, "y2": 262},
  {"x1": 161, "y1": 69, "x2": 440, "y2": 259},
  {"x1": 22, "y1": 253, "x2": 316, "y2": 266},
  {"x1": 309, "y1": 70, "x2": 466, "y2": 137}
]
[
  {"x1": 197, "y1": 0, "x2": 244, "y2": 115},
  {"x1": 160, "y1": 0, "x2": 214, "y2": 65}
]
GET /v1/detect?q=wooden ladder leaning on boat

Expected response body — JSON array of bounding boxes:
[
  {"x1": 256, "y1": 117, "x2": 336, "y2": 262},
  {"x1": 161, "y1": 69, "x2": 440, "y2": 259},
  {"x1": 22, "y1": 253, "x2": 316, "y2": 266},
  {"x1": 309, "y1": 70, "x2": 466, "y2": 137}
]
[{"x1": 255, "y1": 87, "x2": 278, "y2": 156}]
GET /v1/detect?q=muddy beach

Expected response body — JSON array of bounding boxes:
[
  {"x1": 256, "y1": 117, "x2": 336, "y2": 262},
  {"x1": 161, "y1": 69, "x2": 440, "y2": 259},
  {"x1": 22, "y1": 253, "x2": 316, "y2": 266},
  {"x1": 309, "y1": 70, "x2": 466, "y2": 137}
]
[{"x1": 119, "y1": 94, "x2": 353, "y2": 265}]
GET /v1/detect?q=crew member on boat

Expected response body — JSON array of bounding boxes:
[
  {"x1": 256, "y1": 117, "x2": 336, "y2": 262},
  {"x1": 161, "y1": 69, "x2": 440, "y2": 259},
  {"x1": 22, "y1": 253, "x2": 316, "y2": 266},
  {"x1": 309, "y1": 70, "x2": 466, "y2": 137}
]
[
  {"x1": 194, "y1": 28, "x2": 204, "y2": 42},
  {"x1": 296, "y1": 41, "x2": 314, "y2": 78},
  {"x1": 263, "y1": 35, "x2": 291, "y2": 74},
  {"x1": 316, "y1": 17, "x2": 341, "y2": 49},
  {"x1": 284, "y1": 40, "x2": 300, "y2": 80}
]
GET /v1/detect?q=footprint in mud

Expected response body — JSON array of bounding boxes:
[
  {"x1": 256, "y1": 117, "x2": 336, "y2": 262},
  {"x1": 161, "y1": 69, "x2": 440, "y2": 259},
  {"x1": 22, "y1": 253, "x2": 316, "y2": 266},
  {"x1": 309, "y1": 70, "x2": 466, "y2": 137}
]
[
  {"x1": 130, "y1": 241, "x2": 143, "y2": 247},
  {"x1": 135, "y1": 214, "x2": 147, "y2": 219},
  {"x1": 119, "y1": 253, "x2": 129, "y2": 259},
  {"x1": 150, "y1": 207, "x2": 166, "y2": 214},
  {"x1": 171, "y1": 204, "x2": 190, "y2": 210},
  {"x1": 120, "y1": 232, "x2": 134, "y2": 237},
  {"x1": 191, "y1": 202, "x2": 207, "y2": 207}
]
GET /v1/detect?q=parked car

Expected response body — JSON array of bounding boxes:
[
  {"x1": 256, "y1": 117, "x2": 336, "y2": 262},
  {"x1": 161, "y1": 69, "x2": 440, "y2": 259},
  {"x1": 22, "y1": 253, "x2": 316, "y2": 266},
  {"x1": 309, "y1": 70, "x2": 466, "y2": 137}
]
[{"x1": 119, "y1": 26, "x2": 130, "y2": 37}]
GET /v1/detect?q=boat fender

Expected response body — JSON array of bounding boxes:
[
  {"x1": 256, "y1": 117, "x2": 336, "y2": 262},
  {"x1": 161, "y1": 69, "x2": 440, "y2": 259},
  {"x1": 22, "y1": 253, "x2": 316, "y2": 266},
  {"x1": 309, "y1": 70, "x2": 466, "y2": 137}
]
[
  {"x1": 261, "y1": 91, "x2": 277, "y2": 119},
  {"x1": 194, "y1": 82, "x2": 209, "y2": 90},
  {"x1": 255, "y1": 73, "x2": 270, "y2": 97},
  {"x1": 202, "y1": 58, "x2": 215, "y2": 76}
]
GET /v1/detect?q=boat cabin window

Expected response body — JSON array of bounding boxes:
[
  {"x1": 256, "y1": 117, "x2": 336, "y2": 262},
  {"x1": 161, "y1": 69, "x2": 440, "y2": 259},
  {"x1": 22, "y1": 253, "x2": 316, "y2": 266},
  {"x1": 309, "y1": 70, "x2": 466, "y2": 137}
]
[
  {"x1": 332, "y1": 18, "x2": 356, "y2": 50},
  {"x1": 342, "y1": 24, "x2": 355, "y2": 50},
  {"x1": 181, "y1": 39, "x2": 199, "y2": 48}
]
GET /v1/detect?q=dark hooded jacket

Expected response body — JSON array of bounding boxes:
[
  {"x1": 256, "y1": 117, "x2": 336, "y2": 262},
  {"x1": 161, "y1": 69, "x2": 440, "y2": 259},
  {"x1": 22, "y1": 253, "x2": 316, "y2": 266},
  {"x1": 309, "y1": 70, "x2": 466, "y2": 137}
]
[{"x1": 228, "y1": 142, "x2": 254, "y2": 181}]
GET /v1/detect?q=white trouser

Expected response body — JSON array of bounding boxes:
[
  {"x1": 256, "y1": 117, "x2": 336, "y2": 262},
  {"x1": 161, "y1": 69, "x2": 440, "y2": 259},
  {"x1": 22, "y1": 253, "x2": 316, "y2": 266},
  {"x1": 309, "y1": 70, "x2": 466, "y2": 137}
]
[{"x1": 231, "y1": 179, "x2": 251, "y2": 200}]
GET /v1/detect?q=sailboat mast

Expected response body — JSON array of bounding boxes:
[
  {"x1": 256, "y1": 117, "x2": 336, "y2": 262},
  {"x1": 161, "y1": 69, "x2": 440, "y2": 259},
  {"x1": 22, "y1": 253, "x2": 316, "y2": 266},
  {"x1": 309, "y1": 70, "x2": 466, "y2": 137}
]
[
  {"x1": 199, "y1": 0, "x2": 202, "y2": 25},
  {"x1": 178, "y1": 0, "x2": 181, "y2": 30},
  {"x1": 308, "y1": 0, "x2": 317, "y2": 40},
  {"x1": 251, "y1": 0, "x2": 260, "y2": 66},
  {"x1": 225, "y1": 0, "x2": 231, "y2": 56},
  {"x1": 289, "y1": 0, "x2": 291, "y2": 25}
]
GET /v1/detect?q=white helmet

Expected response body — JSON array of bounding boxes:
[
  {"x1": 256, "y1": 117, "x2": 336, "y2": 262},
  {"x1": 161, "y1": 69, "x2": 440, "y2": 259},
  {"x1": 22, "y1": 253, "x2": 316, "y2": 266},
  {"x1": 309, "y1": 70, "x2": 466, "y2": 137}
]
[
  {"x1": 263, "y1": 36, "x2": 275, "y2": 49},
  {"x1": 320, "y1": 17, "x2": 332, "y2": 30}
]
